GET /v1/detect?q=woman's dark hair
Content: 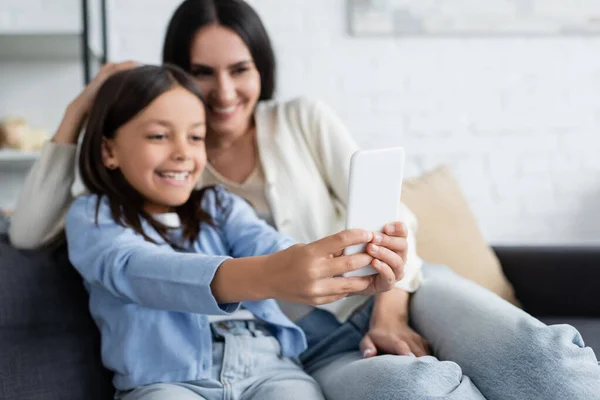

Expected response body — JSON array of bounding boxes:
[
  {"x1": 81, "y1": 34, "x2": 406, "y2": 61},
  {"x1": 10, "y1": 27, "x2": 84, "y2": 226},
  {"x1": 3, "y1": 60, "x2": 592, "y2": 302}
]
[
  {"x1": 79, "y1": 64, "x2": 215, "y2": 247},
  {"x1": 163, "y1": 0, "x2": 276, "y2": 100}
]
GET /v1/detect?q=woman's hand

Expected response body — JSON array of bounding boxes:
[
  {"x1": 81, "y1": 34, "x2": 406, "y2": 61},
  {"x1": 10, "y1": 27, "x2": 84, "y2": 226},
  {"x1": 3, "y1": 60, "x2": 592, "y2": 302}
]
[
  {"x1": 53, "y1": 61, "x2": 138, "y2": 144},
  {"x1": 360, "y1": 320, "x2": 430, "y2": 358},
  {"x1": 361, "y1": 287, "x2": 430, "y2": 358}
]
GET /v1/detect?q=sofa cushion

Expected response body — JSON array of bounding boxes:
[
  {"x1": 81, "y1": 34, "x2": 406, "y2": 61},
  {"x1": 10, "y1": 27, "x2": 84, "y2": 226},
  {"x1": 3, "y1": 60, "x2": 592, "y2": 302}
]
[
  {"x1": 0, "y1": 234, "x2": 114, "y2": 399},
  {"x1": 402, "y1": 166, "x2": 519, "y2": 305},
  {"x1": 0, "y1": 210, "x2": 9, "y2": 234}
]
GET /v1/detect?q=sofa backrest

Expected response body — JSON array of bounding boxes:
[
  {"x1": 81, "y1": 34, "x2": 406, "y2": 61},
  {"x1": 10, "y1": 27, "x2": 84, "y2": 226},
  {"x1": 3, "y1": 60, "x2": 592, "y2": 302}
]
[{"x1": 0, "y1": 234, "x2": 114, "y2": 399}]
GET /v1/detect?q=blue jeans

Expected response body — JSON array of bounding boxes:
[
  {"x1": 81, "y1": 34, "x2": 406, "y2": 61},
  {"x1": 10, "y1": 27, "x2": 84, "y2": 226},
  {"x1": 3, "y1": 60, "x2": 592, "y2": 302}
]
[
  {"x1": 118, "y1": 320, "x2": 324, "y2": 400},
  {"x1": 298, "y1": 264, "x2": 600, "y2": 400}
]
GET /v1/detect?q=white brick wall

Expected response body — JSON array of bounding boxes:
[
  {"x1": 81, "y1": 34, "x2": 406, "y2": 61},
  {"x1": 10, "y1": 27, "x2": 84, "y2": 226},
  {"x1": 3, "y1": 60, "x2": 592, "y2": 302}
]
[
  {"x1": 108, "y1": 0, "x2": 600, "y2": 245},
  {"x1": 3, "y1": 0, "x2": 600, "y2": 245},
  {"x1": 0, "y1": 0, "x2": 81, "y2": 33}
]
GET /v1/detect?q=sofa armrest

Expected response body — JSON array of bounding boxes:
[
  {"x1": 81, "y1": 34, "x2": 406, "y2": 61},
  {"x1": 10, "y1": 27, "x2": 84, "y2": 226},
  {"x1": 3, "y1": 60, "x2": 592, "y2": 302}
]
[{"x1": 493, "y1": 246, "x2": 600, "y2": 317}]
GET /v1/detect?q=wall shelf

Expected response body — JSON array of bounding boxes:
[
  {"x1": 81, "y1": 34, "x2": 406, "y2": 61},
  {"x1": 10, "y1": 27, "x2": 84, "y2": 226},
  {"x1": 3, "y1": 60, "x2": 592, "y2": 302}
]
[
  {"x1": 0, "y1": 149, "x2": 40, "y2": 165},
  {"x1": 0, "y1": 0, "x2": 108, "y2": 83},
  {"x1": 0, "y1": 0, "x2": 108, "y2": 209},
  {"x1": 0, "y1": 33, "x2": 102, "y2": 61}
]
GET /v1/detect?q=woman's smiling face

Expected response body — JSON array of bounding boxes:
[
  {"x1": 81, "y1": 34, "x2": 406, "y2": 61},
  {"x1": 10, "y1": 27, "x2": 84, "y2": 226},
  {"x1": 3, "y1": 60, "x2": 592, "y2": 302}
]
[{"x1": 189, "y1": 24, "x2": 262, "y2": 140}]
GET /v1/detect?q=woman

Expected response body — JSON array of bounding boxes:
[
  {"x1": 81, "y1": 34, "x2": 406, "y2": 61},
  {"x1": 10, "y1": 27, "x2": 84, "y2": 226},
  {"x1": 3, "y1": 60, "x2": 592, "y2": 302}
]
[{"x1": 10, "y1": 1, "x2": 600, "y2": 399}]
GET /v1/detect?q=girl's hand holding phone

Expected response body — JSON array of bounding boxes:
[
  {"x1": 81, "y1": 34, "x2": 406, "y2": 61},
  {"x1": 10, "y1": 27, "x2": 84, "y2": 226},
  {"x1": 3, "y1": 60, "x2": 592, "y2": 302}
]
[
  {"x1": 263, "y1": 227, "x2": 405, "y2": 305},
  {"x1": 359, "y1": 221, "x2": 408, "y2": 295}
]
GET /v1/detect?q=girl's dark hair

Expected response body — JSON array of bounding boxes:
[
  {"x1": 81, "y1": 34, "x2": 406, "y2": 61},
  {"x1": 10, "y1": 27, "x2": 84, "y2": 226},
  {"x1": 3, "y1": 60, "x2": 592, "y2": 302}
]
[
  {"x1": 79, "y1": 64, "x2": 214, "y2": 247},
  {"x1": 163, "y1": 0, "x2": 276, "y2": 100}
]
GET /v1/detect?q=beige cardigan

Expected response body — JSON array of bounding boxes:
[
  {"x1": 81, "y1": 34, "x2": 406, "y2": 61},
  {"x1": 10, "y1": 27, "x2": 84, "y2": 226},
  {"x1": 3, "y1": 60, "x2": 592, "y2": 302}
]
[{"x1": 9, "y1": 97, "x2": 423, "y2": 299}]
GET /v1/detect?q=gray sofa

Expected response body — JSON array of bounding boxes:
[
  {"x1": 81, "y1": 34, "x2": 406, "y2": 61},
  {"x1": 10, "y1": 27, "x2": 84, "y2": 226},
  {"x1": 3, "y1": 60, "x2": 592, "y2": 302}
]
[{"x1": 1, "y1": 231, "x2": 599, "y2": 400}]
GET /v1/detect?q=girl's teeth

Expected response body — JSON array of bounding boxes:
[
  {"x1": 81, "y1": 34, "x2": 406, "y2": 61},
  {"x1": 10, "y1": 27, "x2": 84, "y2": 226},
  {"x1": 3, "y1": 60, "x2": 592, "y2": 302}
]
[{"x1": 160, "y1": 172, "x2": 189, "y2": 181}]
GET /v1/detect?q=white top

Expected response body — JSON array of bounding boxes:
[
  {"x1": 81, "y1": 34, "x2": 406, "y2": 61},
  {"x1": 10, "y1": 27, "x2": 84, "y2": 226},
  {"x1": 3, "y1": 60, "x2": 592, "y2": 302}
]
[
  {"x1": 9, "y1": 96, "x2": 423, "y2": 322},
  {"x1": 203, "y1": 162, "x2": 275, "y2": 227}
]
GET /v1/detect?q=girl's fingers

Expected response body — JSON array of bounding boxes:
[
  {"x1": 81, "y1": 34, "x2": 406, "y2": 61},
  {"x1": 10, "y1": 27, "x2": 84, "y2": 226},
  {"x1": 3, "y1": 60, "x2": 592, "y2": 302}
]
[
  {"x1": 371, "y1": 232, "x2": 407, "y2": 253},
  {"x1": 367, "y1": 243, "x2": 404, "y2": 281},
  {"x1": 311, "y1": 229, "x2": 373, "y2": 257},
  {"x1": 371, "y1": 259, "x2": 396, "y2": 288},
  {"x1": 316, "y1": 275, "x2": 374, "y2": 298},
  {"x1": 328, "y1": 253, "x2": 374, "y2": 277},
  {"x1": 383, "y1": 222, "x2": 407, "y2": 238}
]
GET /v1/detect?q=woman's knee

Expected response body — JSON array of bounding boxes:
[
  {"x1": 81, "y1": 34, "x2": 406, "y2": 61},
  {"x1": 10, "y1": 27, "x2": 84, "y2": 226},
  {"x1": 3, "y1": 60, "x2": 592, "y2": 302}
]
[
  {"x1": 518, "y1": 323, "x2": 597, "y2": 375},
  {"x1": 474, "y1": 322, "x2": 600, "y2": 400},
  {"x1": 325, "y1": 355, "x2": 477, "y2": 400},
  {"x1": 499, "y1": 322, "x2": 594, "y2": 366}
]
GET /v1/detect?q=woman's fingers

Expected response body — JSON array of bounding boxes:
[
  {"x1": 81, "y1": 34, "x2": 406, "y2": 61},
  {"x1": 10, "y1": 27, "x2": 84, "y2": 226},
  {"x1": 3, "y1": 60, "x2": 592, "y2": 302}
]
[
  {"x1": 96, "y1": 61, "x2": 138, "y2": 84},
  {"x1": 408, "y1": 338, "x2": 429, "y2": 357},
  {"x1": 100, "y1": 60, "x2": 137, "y2": 75},
  {"x1": 359, "y1": 334, "x2": 378, "y2": 358}
]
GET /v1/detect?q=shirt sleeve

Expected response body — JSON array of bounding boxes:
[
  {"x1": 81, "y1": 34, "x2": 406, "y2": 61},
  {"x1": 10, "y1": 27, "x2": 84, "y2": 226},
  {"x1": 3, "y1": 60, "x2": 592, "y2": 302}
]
[
  {"x1": 9, "y1": 141, "x2": 76, "y2": 249},
  {"x1": 66, "y1": 195, "x2": 239, "y2": 315},
  {"x1": 215, "y1": 188, "x2": 296, "y2": 258}
]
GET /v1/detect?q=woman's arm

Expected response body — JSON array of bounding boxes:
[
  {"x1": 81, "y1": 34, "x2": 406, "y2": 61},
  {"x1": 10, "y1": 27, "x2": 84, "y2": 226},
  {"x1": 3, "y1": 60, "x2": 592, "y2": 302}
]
[
  {"x1": 9, "y1": 140, "x2": 77, "y2": 249},
  {"x1": 9, "y1": 61, "x2": 138, "y2": 249},
  {"x1": 10, "y1": 103, "x2": 100, "y2": 249}
]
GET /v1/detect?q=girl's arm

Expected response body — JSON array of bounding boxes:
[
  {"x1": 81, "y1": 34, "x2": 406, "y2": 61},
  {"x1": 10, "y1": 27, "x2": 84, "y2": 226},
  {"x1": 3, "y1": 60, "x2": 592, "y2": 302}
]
[
  {"x1": 66, "y1": 195, "x2": 240, "y2": 315},
  {"x1": 66, "y1": 193, "x2": 380, "y2": 313},
  {"x1": 206, "y1": 188, "x2": 390, "y2": 305}
]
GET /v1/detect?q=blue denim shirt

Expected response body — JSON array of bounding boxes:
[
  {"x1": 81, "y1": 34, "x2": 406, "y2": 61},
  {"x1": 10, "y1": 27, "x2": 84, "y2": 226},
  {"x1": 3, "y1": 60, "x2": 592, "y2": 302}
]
[{"x1": 65, "y1": 187, "x2": 306, "y2": 391}]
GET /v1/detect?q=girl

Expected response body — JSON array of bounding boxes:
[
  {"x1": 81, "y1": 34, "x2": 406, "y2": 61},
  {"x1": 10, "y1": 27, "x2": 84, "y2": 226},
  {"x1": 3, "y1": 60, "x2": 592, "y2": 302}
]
[{"x1": 66, "y1": 64, "x2": 404, "y2": 400}]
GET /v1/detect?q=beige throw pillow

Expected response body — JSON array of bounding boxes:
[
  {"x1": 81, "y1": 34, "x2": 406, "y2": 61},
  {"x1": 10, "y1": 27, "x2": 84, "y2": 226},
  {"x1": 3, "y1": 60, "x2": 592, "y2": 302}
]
[{"x1": 402, "y1": 166, "x2": 519, "y2": 305}]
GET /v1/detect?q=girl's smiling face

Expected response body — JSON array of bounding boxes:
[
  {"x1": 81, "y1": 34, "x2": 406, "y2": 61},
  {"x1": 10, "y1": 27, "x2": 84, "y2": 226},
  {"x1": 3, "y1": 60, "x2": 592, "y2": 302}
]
[{"x1": 101, "y1": 86, "x2": 207, "y2": 214}]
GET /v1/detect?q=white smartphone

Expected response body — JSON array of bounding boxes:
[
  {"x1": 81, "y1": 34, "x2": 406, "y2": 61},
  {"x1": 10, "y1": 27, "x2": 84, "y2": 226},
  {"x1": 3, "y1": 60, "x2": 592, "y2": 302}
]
[{"x1": 342, "y1": 147, "x2": 405, "y2": 277}]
